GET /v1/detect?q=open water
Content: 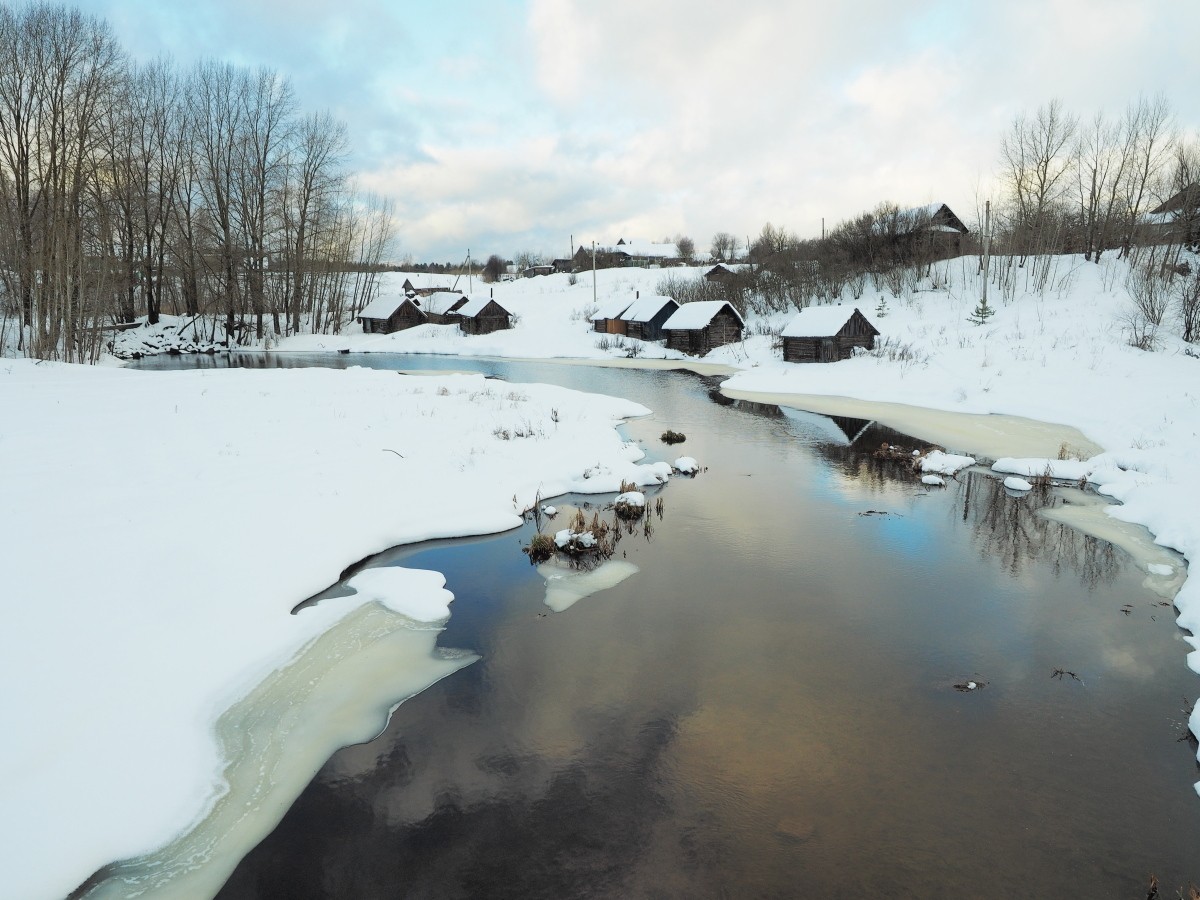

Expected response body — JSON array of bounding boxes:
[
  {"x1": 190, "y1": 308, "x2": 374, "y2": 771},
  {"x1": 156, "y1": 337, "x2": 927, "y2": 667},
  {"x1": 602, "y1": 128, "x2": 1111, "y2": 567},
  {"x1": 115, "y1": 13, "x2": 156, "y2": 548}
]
[{"x1": 121, "y1": 352, "x2": 1198, "y2": 898}]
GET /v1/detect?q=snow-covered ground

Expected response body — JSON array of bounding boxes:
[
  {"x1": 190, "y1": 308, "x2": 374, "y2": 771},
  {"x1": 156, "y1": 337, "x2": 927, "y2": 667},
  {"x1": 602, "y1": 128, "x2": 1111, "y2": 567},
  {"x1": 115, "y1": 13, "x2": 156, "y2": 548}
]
[
  {"x1": 0, "y1": 361, "x2": 672, "y2": 899},
  {"x1": 6, "y1": 250, "x2": 1200, "y2": 896}
]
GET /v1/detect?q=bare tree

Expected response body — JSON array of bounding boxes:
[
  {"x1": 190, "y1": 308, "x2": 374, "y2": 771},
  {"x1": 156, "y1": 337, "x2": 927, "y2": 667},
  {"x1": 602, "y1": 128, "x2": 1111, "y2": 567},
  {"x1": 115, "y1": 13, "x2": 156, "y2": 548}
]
[
  {"x1": 710, "y1": 232, "x2": 738, "y2": 261},
  {"x1": 999, "y1": 99, "x2": 1078, "y2": 258},
  {"x1": 674, "y1": 234, "x2": 695, "y2": 261},
  {"x1": 1119, "y1": 94, "x2": 1174, "y2": 256}
]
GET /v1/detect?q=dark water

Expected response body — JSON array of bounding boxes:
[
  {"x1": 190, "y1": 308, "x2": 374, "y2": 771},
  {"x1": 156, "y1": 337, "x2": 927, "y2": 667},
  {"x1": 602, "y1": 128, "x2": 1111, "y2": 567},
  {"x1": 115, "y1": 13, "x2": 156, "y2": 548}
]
[{"x1": 133, "y1": 353, "x2": 1200, "y2": 898}]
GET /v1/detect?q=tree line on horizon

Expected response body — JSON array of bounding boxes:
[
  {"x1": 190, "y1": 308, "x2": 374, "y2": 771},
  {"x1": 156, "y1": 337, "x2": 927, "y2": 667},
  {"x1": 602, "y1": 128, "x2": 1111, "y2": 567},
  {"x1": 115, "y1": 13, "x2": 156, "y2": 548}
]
[
  {"x1": 0, "y1": 2, "x2": 394, "y2": 363},
  {"x1": 656, "y1": 95, "x2": 1199, "y2": 323}
]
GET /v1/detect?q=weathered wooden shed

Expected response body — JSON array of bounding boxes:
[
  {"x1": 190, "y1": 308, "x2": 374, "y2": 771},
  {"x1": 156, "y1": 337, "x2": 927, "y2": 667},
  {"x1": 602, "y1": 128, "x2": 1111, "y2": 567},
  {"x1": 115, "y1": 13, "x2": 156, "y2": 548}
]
[
  {"x1": 591, "y1": 297, "x2": 634, "y2": 334},
  {"x1": 402, "y1": 275, "x2": 454, "y2": 296},
  {"x1": 421, "y1": 291, "x2": 469, "y2": 325},
  {"x1": 661, "y1": 300, "x2": 745, "y2": 355},
  {"x1": 457, "y1": 295, "x2": 512, "y2": 335},
  {"x1": 356, "y1": 294, "x2": 426, "y2": 334},
  {"x1": 704, "y1": 263, "x2": 736, "y2": 283},
  {"x1": 781, "y1": 306, "x2": 879, "y2": 363},
  {"x1": 620, "y1": 294, "x2": 679, "y2": 342}
]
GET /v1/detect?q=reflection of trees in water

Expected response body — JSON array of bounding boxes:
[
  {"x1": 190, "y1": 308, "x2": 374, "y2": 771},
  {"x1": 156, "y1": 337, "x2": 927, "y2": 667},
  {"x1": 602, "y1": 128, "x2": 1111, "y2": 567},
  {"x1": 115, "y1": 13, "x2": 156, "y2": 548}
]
[
  {"x1": 816, "y1": 422, "x2": 928, "y2": 490},
  {"x1": 956, "y1": 471, "x2": 1118, "y2": 588}
]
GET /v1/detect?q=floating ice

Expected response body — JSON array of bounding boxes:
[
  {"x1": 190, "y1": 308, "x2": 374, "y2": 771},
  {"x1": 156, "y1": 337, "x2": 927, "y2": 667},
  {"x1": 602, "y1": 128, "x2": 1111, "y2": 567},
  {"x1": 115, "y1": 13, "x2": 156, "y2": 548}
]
[
  {"x1": 538, "y1": 560, "x2": 640, "y2": 612},
  {"x1": 1004, "y1": 476, "x2": 1033, "y2": 492},
  {"x1": 922, "y1": 474, "x2": 946, "y2": 487}
]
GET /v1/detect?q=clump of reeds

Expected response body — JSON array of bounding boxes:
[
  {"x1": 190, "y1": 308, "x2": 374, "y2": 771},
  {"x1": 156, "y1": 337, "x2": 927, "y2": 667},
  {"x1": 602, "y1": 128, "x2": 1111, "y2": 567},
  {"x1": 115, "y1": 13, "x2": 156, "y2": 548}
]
[
  {"x1": 661, "y1": 430, "x2": 686, "y2": 444},
  {"x1": 523, "y1": 532, "x2": 556, "y2": 564}
]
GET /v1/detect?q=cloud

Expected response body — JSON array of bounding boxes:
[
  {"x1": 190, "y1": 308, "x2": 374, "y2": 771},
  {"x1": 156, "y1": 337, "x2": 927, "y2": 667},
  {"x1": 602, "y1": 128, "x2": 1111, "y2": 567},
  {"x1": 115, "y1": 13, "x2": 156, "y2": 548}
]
[{"x1": 67, "y1": 0, "x2": 1200, "y2": 259}]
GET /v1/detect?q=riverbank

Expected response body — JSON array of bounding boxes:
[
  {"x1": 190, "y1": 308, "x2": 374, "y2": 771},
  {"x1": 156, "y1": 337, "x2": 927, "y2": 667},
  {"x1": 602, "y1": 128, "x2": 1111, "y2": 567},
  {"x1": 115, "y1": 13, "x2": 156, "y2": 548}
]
[{"x1": 0, "y1": 360, "x2": 672, "y2": 900}]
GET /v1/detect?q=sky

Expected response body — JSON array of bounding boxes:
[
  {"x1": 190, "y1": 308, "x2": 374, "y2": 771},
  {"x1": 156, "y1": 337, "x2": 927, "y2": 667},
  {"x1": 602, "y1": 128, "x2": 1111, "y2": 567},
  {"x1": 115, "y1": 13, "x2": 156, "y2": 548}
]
[{"x1": 69, "y1": 0, "x2": 1200, "y2": 263}]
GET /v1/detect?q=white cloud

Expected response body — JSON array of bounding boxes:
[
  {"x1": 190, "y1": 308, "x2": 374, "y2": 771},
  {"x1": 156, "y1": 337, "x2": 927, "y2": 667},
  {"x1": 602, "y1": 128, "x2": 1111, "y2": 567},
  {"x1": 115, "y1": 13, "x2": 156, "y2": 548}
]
[{"x1": 66, "y1": 0, "x2": 1200, "y2": 259}]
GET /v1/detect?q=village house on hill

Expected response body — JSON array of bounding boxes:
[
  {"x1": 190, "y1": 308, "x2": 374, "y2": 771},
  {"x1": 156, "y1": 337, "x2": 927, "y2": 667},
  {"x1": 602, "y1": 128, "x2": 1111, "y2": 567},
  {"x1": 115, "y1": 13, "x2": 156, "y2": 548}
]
[
  {"x1": 781, "y1": 306, "x2": 879, "y2": 363},
  {"x1": 571, "y1": 238, "x2": 683, "y2": 271},
  {"x1": 661, "y1": 300, "x2": 744, "y2": 355},
  {"x1": 1139, "y1": 184, "x2": 1200, "y2": 247},
  {"x1": 402, "y1": 274, "x2": 454, "y2": 296}
]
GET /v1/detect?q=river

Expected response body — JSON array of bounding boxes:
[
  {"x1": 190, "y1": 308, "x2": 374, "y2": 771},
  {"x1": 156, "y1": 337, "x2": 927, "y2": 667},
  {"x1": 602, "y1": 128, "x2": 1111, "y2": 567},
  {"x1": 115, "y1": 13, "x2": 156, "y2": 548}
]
[{"x1": 110, "y1": 352, "x2": 1198, "y2": 898}]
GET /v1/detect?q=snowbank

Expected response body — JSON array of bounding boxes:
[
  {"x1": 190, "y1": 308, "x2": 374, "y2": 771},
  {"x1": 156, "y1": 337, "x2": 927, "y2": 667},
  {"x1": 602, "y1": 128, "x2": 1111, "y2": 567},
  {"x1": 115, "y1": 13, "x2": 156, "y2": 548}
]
[{"x1": 0, "y1": 359, "x2": 668, "y2": 899}]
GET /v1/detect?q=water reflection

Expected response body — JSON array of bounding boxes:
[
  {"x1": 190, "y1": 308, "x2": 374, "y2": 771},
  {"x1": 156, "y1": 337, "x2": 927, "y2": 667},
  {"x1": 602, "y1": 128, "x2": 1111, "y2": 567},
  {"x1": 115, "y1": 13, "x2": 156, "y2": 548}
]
[{"x1": 121, "y1": 353, "x2": 1198, "y2": 898}]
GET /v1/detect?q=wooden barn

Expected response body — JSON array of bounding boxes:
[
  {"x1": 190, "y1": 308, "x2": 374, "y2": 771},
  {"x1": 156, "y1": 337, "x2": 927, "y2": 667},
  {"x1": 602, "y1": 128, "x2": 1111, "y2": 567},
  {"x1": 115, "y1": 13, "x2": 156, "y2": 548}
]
[
  {"x1": 457, "y1": 295, "x2": 512, "y2": 335},
  {"x1": 620, "y1": 294, "x2": 679, "y2": 342},
  {"x1": 704, "y1": 263, "x2": 736, "y2": 283},
  {"x1": 401, "y1": 275, "x2": 454, "y2": 296},
  {"x1": 356, "y1": 294, "x2": 426, "y2": 334},
  {"x1": 591, "y1": 297, "x2": 634, "y2": 334},
  {"x1": 421, "y1": 291, "x2": 468, "y2": 324},
  {"x1": 781, "y1": 306, "x2": 879, "y2": 363},
  {"x1": 661, "y1": 300, "x2": 745, "y2": 355}
]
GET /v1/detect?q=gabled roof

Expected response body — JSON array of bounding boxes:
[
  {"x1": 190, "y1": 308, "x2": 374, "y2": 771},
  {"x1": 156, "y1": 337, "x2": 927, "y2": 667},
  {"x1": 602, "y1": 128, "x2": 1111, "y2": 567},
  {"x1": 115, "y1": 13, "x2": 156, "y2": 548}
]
[
  {"x1": 620, "y1": 295, "x2": 678, "y2": 323},
  {"x1": 599, "y1": 239, "x2": 680, "y2": 259},
  {"x1": 781, "y1": 305, "x2": 878, "y2": 338},
  {"x1": 401, "y1": 274, "x2": 454, "y2": 291},
  {"x1": 591, "y1": 297, "x2": 635, "y2": 321},
  {"x1": 422, "y1": 291, "x2": 467, "y2": 315},
  {"x1": 458, "y1": 295, "x2": 509, "y2": 318},
  {"x1": 1148, "y1": 184, "x2": 1200, "y2": 216},
  {"x1": 662, "y1": 300, "x2": 745, "y2": 330},
  {"x1": 357, "y1": 294, "x2": 416, "y2": 320}
]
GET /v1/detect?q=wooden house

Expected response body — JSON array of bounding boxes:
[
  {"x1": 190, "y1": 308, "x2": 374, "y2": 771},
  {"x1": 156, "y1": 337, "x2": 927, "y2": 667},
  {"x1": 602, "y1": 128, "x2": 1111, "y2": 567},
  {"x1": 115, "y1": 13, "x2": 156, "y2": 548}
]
[
  {"x1": 704, "y1": 263, "x2": 736, "y2": 283},
  {"x1": 620, "y1": 294, "x2": 679, "y2": 342},
  {"x1": 661, "y1": 300, "x2": 745, "y2": 355},
  {"x1": 591, "y1": 297, "x2": 634, "y2": 334},
  {"x1": 401, "y1": 275, "x2": 454, "y2": 296},
  {"x1": 421, "y1": 291, "x2": 468, "y2": 324},
  {"x1": 781, "y1": 306, "x2": 879, "y2": 363},
  {"x1": 356, "y1": 294, "x2": 426, "y2": 334},
  {"x1": 1139, "y1": 184, "x2": 1200, "y2": 246},
  {"x1": 457, "y1": 295, "x2": 512, "y2": 335}
]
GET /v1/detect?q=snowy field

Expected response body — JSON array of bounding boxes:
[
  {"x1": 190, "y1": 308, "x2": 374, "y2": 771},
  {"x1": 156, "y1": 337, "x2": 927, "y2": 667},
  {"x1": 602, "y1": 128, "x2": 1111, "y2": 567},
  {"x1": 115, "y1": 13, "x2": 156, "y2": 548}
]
[
  {"x1": 5, "y1": 250, "x2": 1200, "y2": 896},
  {"x1": 0, "y1": 361, "x2": 672, "y2": 899}
]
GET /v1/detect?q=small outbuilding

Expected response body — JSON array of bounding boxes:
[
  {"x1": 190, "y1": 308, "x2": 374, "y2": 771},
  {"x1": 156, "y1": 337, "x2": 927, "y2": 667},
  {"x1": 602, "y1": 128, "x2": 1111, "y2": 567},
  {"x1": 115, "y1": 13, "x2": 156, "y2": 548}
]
[
  {"x1": 401, "y1": 275, "x2": 454, "y2": 296},
  {"x1": 781, "y1": 306, "x2": 879, "y2": 363},
  {"x1": 620, "y1": 294, "x2": 679, "y2": 342},
  {"x1": 421, "y1": 291, "x2": 469, "y2": 325},
  {"x1": 704, "y1": 263, "x2": 737, "y2": 283},
  {"x1": 661, "y1": 300, "x2": 745, "y2": 355},
  {"x1": 457, "y1": 295, "x2": 513, "y2": 335},
  {"x1": 591, "y1": 296, "x2": 634, "y2": 334},
  {"x1": 357, "y1": 294, "x2": 426, "y2": 334}
]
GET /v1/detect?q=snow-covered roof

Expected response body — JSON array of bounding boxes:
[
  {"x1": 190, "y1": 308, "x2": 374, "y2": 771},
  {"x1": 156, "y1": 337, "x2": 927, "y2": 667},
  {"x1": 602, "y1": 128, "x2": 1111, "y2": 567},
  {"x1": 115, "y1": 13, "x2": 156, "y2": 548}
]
[
  {"x1": 662, "y1": 300, "x2": 744, "y2": 330},
  {"x1": 782, "y1": 305, "x2": 873, "y2": 338},
  {"x1": 705, "y1": 263, "x2": 746, "y2": 275},
  {"x1": 602, "y1": 240, "x2": 680, "y2": 259},
  {"x1": 620, "y1": 295, "x2": 677, "y2": 323},
  {"x1": 422, "y1": 291, "x2": 467, "y2": 315},
  {"x1": 458, "y1": 295, "x2": 506, "y2": 318},
  {"x1": 357, "y1": 294, "x2": 412, "y2": 320},
  {"x1": 401, "y1": 273, "x2": 454, "y2": 291},
  {"x1": 592, "y1": 297, "x2": 635, "y2": 321}
]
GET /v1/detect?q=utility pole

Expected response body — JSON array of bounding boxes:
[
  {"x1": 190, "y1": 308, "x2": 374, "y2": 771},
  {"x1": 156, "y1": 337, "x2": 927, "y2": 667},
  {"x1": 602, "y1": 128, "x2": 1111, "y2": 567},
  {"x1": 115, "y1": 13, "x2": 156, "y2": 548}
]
[
  {"x1": 467, "y1": 248, "x2": 473, "y2": 293},
  {"x1": 981, "y1": 201, "x2": 991, "y2": 306},
  {"x1": 592, "y1": 240, "x2": 597, "y2": 307}
]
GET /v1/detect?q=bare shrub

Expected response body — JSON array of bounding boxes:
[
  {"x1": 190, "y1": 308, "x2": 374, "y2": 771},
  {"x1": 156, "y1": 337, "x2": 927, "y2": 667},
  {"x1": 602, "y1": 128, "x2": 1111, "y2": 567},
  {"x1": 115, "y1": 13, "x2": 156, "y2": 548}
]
[
  {"x1": 1126, "y1": 263, "x2": 1171, "y2": 327},
  {"x1": 1177, "y1": 269, "x2": 1200, "y2": 343}
]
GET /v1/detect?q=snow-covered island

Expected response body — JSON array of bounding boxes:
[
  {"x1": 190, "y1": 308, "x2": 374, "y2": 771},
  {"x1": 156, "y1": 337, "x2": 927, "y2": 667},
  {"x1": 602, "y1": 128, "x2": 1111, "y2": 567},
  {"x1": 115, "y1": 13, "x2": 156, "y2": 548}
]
[{"x1": 5, "y1": 248, "x2": 1200, "y2": 896}]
